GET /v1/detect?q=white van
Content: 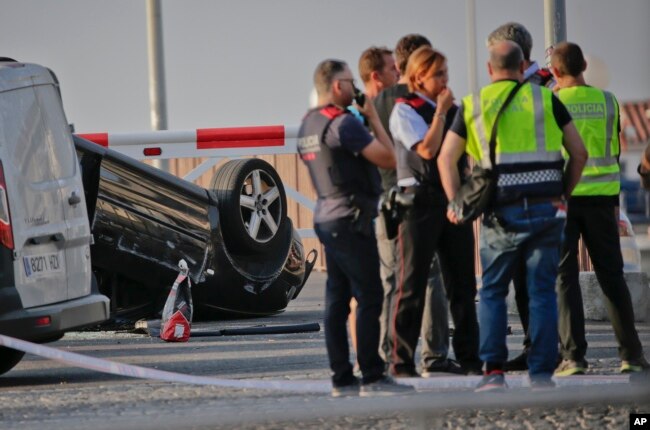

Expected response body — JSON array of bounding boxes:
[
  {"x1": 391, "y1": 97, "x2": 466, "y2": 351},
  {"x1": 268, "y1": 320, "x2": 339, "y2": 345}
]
[{"x1": 0, "y1": 60, "x2": 109, "y2": 374}]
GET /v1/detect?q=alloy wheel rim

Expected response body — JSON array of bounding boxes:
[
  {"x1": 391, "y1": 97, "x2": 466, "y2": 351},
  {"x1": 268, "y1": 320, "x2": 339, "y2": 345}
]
[{"x1": 239, "y1": 169, "x2": 282, "y2": 243}]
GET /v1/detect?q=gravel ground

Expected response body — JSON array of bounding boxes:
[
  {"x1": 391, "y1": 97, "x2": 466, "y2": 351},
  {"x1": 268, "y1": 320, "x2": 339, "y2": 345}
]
[
  {"x1": 1, "y1": 379, "x2": 647, "y2": 430},
  {"x1": 0, "y1": 272, "x2": 648, "y2": 429},
  {"x1": 222, "y1": 404, "x2": 650, "y2": 430}
]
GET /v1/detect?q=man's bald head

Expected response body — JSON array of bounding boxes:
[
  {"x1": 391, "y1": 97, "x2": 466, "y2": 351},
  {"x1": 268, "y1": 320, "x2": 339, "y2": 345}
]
[{"x1": 489, "y1": 40, "x2": 524, "y2": 73}]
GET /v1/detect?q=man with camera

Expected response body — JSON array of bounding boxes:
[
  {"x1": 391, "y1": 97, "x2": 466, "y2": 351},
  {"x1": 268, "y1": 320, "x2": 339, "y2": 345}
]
[
  {"x1": 297, "y1": 59, "x2": 412, "y2": 397},
  {"x1": 438, "y1": 41, "x2": 587, "y2": 391}
]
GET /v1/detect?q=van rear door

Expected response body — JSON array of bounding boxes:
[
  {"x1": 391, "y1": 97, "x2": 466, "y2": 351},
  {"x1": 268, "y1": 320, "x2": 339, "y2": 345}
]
[
  {"x1": 34, "y1": 84, "x2": 92, "y2": 301},
  {"x1": 0, "y1": 82, "x2": 70, "y2": 306},
  {"x1": 1, "y1": 63, "x2": 93, "y2": 305}
]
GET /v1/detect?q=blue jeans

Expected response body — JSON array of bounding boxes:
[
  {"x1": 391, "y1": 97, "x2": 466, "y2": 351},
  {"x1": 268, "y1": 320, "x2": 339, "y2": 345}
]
[
  {"x1": 315, "y1": 218, "x2": 385, "y2": 386},
  {"x1": 479, "y1": 202, "x2": 565, "y2": 379}
]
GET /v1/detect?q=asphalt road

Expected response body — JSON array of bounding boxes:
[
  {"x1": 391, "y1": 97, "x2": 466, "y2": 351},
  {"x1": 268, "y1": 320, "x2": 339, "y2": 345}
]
[{"x1": 0, "y1": 271, "x2": 648, "y2": 430}]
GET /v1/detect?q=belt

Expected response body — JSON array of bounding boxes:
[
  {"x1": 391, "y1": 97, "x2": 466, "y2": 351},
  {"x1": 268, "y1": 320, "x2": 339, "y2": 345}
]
[{"x1": 500, "y1": 196, "x2": 564, "y2": 209}]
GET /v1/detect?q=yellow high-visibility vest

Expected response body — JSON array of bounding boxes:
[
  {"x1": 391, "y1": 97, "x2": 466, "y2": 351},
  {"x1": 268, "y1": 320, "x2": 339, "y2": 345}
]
[
  {"x1": 463, "y1": 80, "x2": 564, "y2": 197},
  {"x1": 557, "y1": 86, "x2": 620, "y2": 196}
]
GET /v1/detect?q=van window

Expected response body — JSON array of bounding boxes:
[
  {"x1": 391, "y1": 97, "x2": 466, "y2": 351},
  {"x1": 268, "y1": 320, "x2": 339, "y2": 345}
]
[{"x1": 0, "y1": 85, "x2": 75, "y2": 184}]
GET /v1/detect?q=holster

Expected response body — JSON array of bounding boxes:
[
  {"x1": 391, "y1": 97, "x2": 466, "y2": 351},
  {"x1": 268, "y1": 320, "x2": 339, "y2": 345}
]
[
  {"x1": 349, "y1": 194, "x2": 377, "y2": 237},
  {"x1": 379, "y1": 186, "x2": 415, "y2": 240}
]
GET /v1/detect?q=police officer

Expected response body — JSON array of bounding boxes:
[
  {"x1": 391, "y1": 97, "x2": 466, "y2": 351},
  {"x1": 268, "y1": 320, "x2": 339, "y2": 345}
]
[
  {"x1": 438, "y1": 41, "x2": 587, "y2": 391},
  {"x1": 346, "y1": 45, "x2": 400, "y2": 366},
  {"x1": 388, "y1": 46, "x2": 482, "y2": 377},
  {"x1": 297, "y1": 59, "x2": 412, "y2": 397},
  {"x1": 550, "y1": 42, "x2": 650, "y2": 376},
  {"x1": 372, "y1": 35, "x2": 459, "y2": 375},
  {"x1": 487, "y1": 22, "x2": 555, "y2": 88},
  {"x1": 486, "y1": 22, "x2": 556, "y2": 371}
]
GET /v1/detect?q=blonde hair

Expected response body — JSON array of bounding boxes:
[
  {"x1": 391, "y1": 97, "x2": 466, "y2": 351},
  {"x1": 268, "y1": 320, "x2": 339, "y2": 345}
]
[{"x1": 405, "y1": 46, "x2": 447, "y2": 93}]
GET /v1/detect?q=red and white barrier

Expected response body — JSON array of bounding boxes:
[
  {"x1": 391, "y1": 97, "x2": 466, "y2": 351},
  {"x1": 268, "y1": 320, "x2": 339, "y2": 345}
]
[
  {"x1": 77, "y1": 124, "x2": 318, "y2": 238},
  {"x1": 77, "y1": 125, "x2": 300, "y2": 160}
]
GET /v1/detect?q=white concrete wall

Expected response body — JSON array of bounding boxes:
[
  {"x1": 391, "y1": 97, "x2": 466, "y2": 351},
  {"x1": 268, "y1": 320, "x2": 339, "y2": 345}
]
[{"x1": 506, "y1": 272, "x2": 649, "y2": 322}]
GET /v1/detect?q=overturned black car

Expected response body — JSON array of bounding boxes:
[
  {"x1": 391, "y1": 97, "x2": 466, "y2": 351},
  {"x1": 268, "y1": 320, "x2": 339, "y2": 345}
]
[{"x1": 74, "y1": 136, "x2": 316, "y2": 321}]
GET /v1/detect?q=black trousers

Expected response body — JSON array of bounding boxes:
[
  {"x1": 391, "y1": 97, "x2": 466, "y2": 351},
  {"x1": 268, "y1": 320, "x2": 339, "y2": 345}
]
[
  {"x1": 556, "y1": 203, "x2": 644, "y2": 362},
  {"x1": 315, "y1": 218, "x2": 385, "y2": 387},
  {"x1": 376, "y1": 212, "x2": 450, "y2": 367},
  {"x1": 390, "y1": 191, "x2": 481, "y2": 374}
]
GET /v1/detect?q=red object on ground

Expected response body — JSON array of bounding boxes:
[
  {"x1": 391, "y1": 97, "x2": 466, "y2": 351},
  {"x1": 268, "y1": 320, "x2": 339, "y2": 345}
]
[{"x1": 160, "y1": 261, "x2": 193, "y2": 342}]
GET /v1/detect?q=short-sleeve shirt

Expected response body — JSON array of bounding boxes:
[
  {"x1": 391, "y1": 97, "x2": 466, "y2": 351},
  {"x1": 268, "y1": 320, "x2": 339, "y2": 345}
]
[
  {"x1": 325, "y1": 112, "x2": 374, "y2": 153},
  {"x1": 389, "y1": 93, "x2": 436, "y2": 187}
]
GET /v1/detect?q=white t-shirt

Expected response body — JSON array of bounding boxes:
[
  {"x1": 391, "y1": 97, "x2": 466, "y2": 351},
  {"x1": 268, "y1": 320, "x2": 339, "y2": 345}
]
[{"x1": 389, "y1": 92, "x2": 437, "y2": 186}]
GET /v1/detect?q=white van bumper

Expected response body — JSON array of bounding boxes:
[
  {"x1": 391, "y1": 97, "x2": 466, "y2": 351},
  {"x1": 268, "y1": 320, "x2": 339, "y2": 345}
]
[{"x1": 0, "y1": 293, "x2": 109, "y2": 342}]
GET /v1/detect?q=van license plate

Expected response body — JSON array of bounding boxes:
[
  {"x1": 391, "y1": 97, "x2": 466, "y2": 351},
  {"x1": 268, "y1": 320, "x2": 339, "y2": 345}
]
[{"x1": 23, "y1": 252, "x2": 64, "y2": 278}]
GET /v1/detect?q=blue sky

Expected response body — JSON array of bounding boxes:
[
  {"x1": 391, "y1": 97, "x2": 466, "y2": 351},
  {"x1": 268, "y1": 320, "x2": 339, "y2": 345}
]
[{"x1": 1, "y1": 0, "x2": 648, "y2": 134}]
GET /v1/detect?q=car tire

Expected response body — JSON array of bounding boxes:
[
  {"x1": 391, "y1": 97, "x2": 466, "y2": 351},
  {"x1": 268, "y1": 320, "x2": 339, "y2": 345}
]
[
  {"x1": 0, "y1": 347, "x2": 25, "y2": 375},
  {"x1": 211, "y1": 158, "x2": 288, "y2": 254}
]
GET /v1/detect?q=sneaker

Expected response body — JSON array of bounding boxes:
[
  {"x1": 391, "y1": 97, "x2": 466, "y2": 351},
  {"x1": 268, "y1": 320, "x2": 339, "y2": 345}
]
[
  {"x1": 554, "y1": 359, "x2": 586, "y2": 377},
  {"x1": 475, "y1": 370, "x2": 507, "y2": 393},
  {"x1": 530, "y1": 377, "x2": 556, "y2": 392},
  {"x1": 360, "y1": 376, "x2": 415, "y2": 397},
  {"x1": 422, "y1": 359, "x2": 465, "y2": 376},
  {"x1": 504, "y1": 351, "x2": 528, "y2": 371},
  {"x1": 331, "y1": 377, "x2": 360, "y2": 398},
  {"x1": 621, "y1": 356, "x2": 650, "y2": 373}
]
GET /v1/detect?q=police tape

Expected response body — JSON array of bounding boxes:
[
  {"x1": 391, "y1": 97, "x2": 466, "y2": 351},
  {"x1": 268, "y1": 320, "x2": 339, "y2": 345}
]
[
  {"x1": 0, "y1": 333, "x2": 329, "y2": 393},
  {"x1": 0, "y1": 334, "x2": 631, "y2": 392}
]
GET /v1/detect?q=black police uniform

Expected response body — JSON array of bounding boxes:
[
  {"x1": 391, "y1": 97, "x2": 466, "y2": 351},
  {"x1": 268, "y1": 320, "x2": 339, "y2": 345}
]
[
  {"x1": 297, "y1": 104, "x2": 385, "y2": 387},
  {"x1": 390, "y1": 94, "x2": 481, "y2": 376}
]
